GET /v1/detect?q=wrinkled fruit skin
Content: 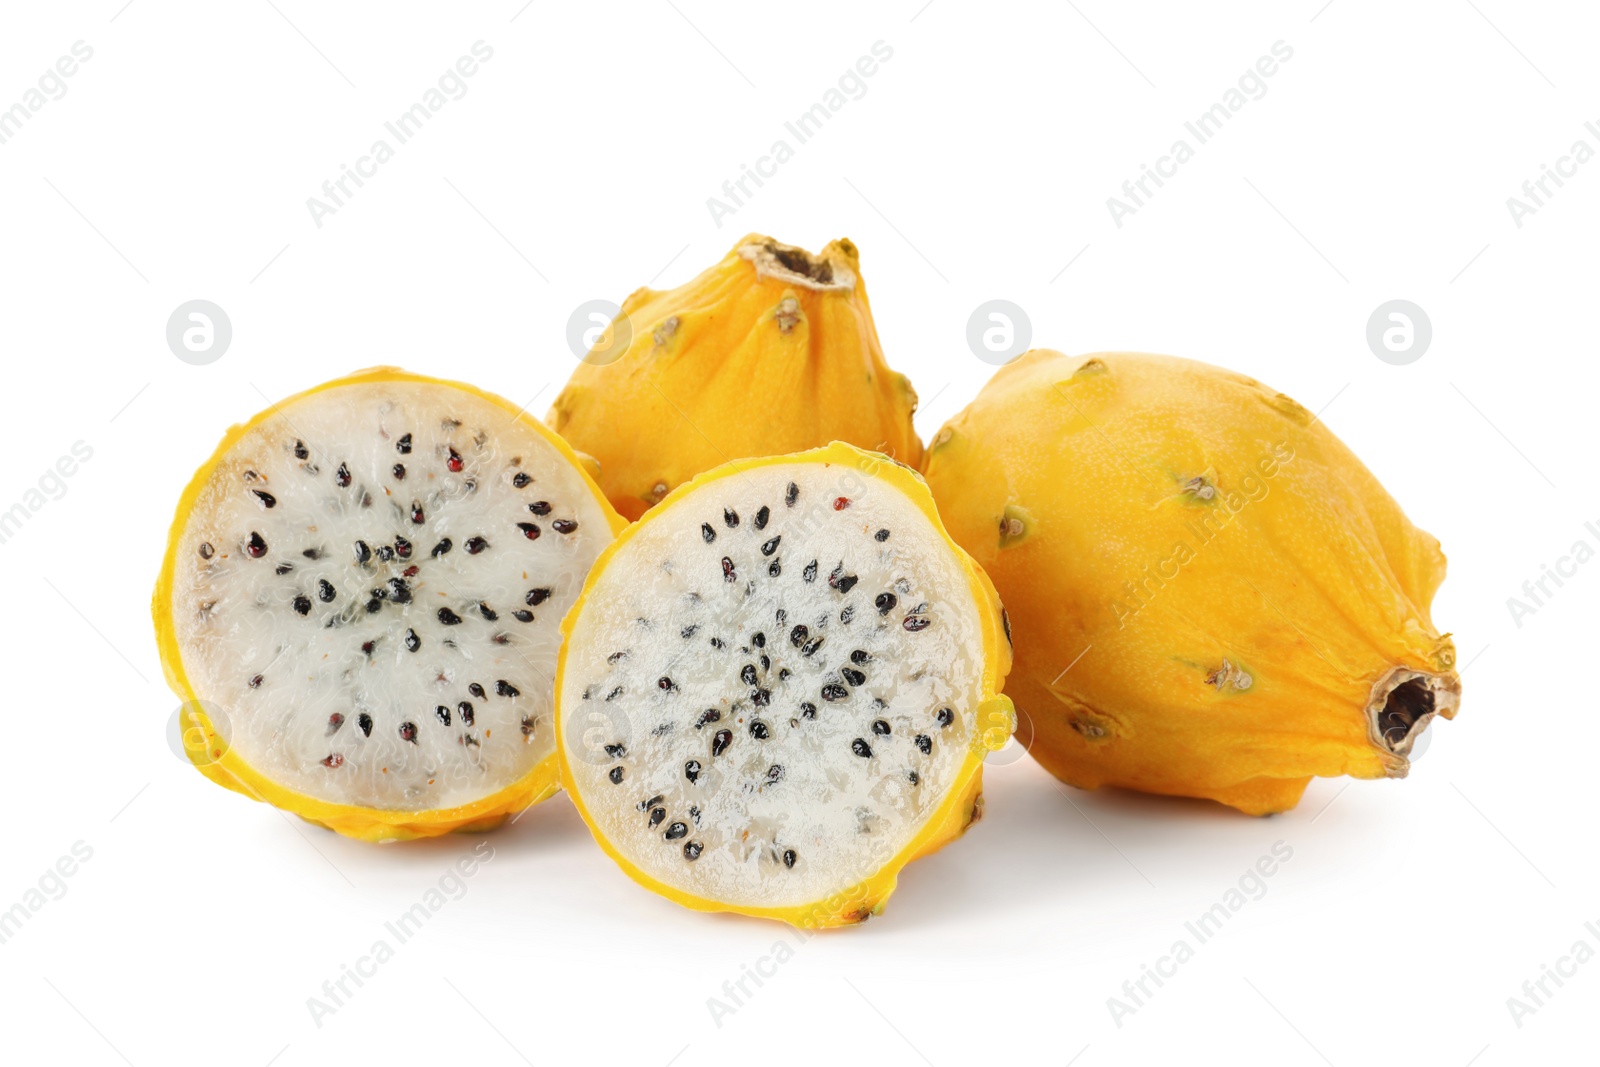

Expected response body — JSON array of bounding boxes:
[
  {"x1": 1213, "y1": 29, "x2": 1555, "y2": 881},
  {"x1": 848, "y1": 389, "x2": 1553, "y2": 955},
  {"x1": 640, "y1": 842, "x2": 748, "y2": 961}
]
[
  {"x1": 548, "y1": 234, "x2": 923, "y2": 520},
  {"x1": 923, "y1": 351, "x2": 1460, "y2": 815}
]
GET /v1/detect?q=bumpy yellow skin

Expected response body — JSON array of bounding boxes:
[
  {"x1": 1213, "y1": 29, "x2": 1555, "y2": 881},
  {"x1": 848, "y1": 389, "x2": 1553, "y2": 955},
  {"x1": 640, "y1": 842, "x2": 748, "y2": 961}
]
[
  {"x1": 923, "y1": 351, "x2": 1459, "y2": 815},
  {"x1": 153, "y1": 367, "x2": 627, "y2": 842},
  {"x1": 548, "y1": 235, "x2": 923, "y2": 521},
  {"x1": 556, "y1": 442, "x2": 1015, "y2": 926}
]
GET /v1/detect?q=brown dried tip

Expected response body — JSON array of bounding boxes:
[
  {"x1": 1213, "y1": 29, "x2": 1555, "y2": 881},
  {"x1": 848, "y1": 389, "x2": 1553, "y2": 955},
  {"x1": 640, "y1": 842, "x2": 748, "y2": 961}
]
[{"x1": 1366, "y1": 666, "x2": 1461, "y2": 776}]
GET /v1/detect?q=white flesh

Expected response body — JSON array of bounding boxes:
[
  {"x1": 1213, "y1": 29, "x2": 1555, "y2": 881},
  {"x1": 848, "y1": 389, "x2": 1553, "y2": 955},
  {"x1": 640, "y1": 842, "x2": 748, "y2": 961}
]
[
  {"x1": 169, "y1": 379, "x2": 612, "y2": 811},
  {"x1": 561, "y1": 461, "x2": 984, "y2": 910}
]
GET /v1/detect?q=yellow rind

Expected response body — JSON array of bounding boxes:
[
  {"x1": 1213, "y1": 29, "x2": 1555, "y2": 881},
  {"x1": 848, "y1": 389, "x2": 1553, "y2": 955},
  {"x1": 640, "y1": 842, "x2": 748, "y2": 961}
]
[
  {"x1": 555, "y1": 441, "x2": 1014, "y2": 926},
  {"x1": 153, "y1": 366, "x2": 627, "y2": 843}
]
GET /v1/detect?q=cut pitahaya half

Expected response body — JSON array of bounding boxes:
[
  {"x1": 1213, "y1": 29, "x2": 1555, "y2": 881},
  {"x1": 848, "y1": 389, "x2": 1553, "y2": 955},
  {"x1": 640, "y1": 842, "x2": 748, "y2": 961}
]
[
  {"x1": 154, "y1": 367, "x2": 624, "y2": 841},
  {"x1": 556, "y1": 442, "x2": 1014, "y2": 926}
]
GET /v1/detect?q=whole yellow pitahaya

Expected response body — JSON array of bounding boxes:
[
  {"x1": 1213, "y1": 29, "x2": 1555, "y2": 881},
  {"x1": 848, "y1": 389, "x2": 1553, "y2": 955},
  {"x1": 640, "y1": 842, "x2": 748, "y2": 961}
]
[
  {"x1": 548, "y1": 235, "x2": 923, "y2": 520},
  {"x1": 922, "y1": 350, "x2": 1460, "y2": 815}
]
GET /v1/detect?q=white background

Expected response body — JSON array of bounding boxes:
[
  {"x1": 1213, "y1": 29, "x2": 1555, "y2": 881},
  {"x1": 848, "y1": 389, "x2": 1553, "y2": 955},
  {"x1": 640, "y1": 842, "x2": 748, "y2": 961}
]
[{"x1": 0, "y1": 2, "x2": 1595, "y2": 1064}]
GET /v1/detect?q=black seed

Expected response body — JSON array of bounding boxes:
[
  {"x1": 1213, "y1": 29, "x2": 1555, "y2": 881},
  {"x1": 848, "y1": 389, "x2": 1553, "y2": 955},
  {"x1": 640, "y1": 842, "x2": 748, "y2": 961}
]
[
  {"x1": 376, "y1": 545, "x2": 395, "y2": 563},
  {"x1": 354, "y1": 539, "x2": 372, "y2": 564},
  {"x1": 915, "y1": 733, "x2": 933, "y2": 754},
  {"x1": 399, "y1": 722, "x2": 417, "y2": 743},
  {"x1": 761, "y1": 535, "x2": 781, "y2": 556},
  {"x1": 782, "y1": 849, "x2": 797, "y2": 868},
  {"x1": 724, "y1": 508, "x2": 739, "y2": 528},
  {"x1": 521, "y1": 716, "x2": 536, "y2": 737},
  {"x1": 852, "y1": 738, "x2": 873, "y2": 758},
  {"x1": 937, "y1": 708, "x2": 954, "y2": 728},
  {"x1": 721, "y1": 557, "x2": 736, "y2": 582},
  {"x1": 741, "y1": 664, "x2": 758, "y2": 686},
  {"x1": 638, "y1": 794, "x2": 665, "y2": 812},
  {"x1": 293, "y1": 440, "x2": 308, "y2": 460},
  {"x1": 802, "y1": 560, "x2": 818, "y2": 582},
  {"x1": 245, "y1": 531, "x2": 268, "y2": 558},
  {"x1": 791, "y1": 625, "x2": 809, "y2": 647},
  {"x1": 512, "y1": 610, "x2": 534, "y2": 623},
  {"x1": 335, "y1": 463, "x2": 351, "y2": 488},
  {"x1": 876, "y1": 592, "x2": 898, "y2": 615},
  {"x1": 496, "y1": 680, "x2": 520, "y2": 697},
  {"x1": 478, "y1": 602, "x2": 498, "y2": 621},
  {"x1": 649, "y1": 807, "x2": 665, "y2": 827},
  {"x1": 709, "y1": 637, "x2": 724, "y2": 650},
  {"x1": 393, "y1": 463, "x2": 406, "y2": 480},
  {"x1": 468, "y1": 683, "x2": 486, "y2": 699},
  {"x1": 411, "y1": 502, "x2": 426, "y2": 524},
  {"x1": 604, "y1": 743, "x2": 627, "y2": 758},
  {"x1": 842, "y1": 667, "x2": 866, "y2": 687},
  {"x1": 252, "y1": 489, "x2": 276, "y2": 509},
  {"x1": 664, "y1": 821, "x2": 688, "y2": 840},
  {"x1": 752, "y1": 632, "x2": 766, "y2": 648},
  {"x1": 701, "y1": 523, "x2": 716, "y2": 543},
  {"x1": 517, "y1": 522, "x2": 541, "y2": 540},
  {"x1": 875, "y1": 528, "x2": 890, "y2": 542},
  {"x1": 785, "y1": 482, "x2": 799, "y2": 507},
  {"x1": 525, "y1": 588, "x2": 551, "y2": 606},
  {"x1": 465, "y1": 536, "x2": 489, "y2": 554},
  {"x1": 695, "y1": 709, "x2": 720, "y2": 728},
  {"x1": 683, "y1": 840, "x2": 703, "y2": 860},
  {"x1": 198, "y1": 542, "x2": 214, "y2": 559},
  {"x1": 754, "y1": 505, "x2": 770, "y2": 530},
  {"x1": 275, "y1": 563, "x2": 293, "y2": 575},
  {"x1": 837, "y1": 575, "x2": 859, "y2": 594},
  {"x1": 904, "y1": 615, "x2": 931, "y2": 632},
  {"x1": 302, "y1": 548, "x2": 322, "y2": 560},
  {"x1": 365, "y1": 598, "x2": 382, "y2": 614},
  {"x1": 388, "y1": 578, "x2": 412, "y2": 603},
  {"x1": 435, "y1": 705, "x2": 451, "y2": 726},
  {"x1": 679, "y1": 624, "x2": 699, "y2": 640},
  {"x1": 801, "y1": 636, "x2": 824, "y2": 657},
  {"x1": 658, "y1": 676, "x2": 674, "y2": 691},
  {"x1": 822, "y1": 684, "x2": 849, "y2": 702},
  {"x1": 752, "y1": 689, "x2": 771, "y2": 707},
  {"x1": 553, "y1": 519, "x2": 578, "y2": 534},
  {"x1": 605, "y1": 687, "x2": 623, "y2": 701},
  {"x1": 609, "y1": 766, "x2": 625, "y2": 784},
  {"x1": 396, "y1": 433, "x2": 412, "y2": 454},
  {"x1": 513, "y1": 472, "x2": 532, "y2": 488},
  {"x1": 528, "y1": 499, "x2": 551, "y2": 515},
  {"x1": 909, "y1": 770, "x2": 920, "y2": 785},
  {"x1": 394, "y1": 537, "x2": 412, "y2": 558},
  {"x1": 293, "y1": 595, "x2": 311, "y2": 616},
  {"x1": 766, "y1": 764, "x2": 783, "y2": 783},
  {"x1": 685, "y1": 760, "x2": 702, "y2": 782},
  {"x1": 404, "y1": 628, "x2": 420, "y2": 652},
  {"x1": 768, "y1": 560, "x2": 781, "y2": 577},
  {"x1": 459, "y1": 702, "x2": 475, "y2": 725},
  {"x1": 357, "y1": 713, "x2": 373, "y2": 736},
  {"x1": 318, "y1": 579, "x2": 336, "y2": 603},
  {"x1": 431, "y1": 538, "x2": 452, "y2": 557},
  {"x1": 851, "y1": 649, "x2": 870, "y2": 664},
  {"x1": 760, "y1": 655, "x2": 770, "y2": 671},
  {"x1": 248, "y1": 674, "x2": 263, "y2": 688},
  {"x1": 800, "y1": 702, "x2": 817, "y2": 720},
  {"x1": 873, "y1": 719, "x2": 891, "y2": 736},
  {"x1": 437, "y1": 607, "x2": 462, "y2": 625},
  {"x1": 749, "y1": 720, "x2": 770, "y2": 740},
  {"x1": 841, "y1": 606, "x2": 856, "y2": 624},
  {"x1": 711, "y1": 729, "x2": 732, "y2": 757},
  {"x1": 327, "y1": 713, "x2": 345, "y2": 735}
]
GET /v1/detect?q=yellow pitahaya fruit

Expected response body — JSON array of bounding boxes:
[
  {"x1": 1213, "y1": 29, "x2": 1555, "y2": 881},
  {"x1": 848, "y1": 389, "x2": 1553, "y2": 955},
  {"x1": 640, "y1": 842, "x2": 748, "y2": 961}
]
[
  {"x1": 922, "y1": 350, "x2": 1460, "y2": 815},
  {"x1": 548, "y1": 235, "x2": 923, "y2": 521}
]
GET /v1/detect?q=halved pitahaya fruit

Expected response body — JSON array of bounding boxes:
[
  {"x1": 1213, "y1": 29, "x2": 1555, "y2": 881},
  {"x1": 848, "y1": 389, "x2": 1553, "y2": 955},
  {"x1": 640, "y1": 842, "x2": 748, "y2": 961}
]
[
  {"x1": 556, "y1": 442, "x2": 1014, "y2": 926},
  {"x1": 154, "y1": 368, "x2": 624, "y2": 841}
]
